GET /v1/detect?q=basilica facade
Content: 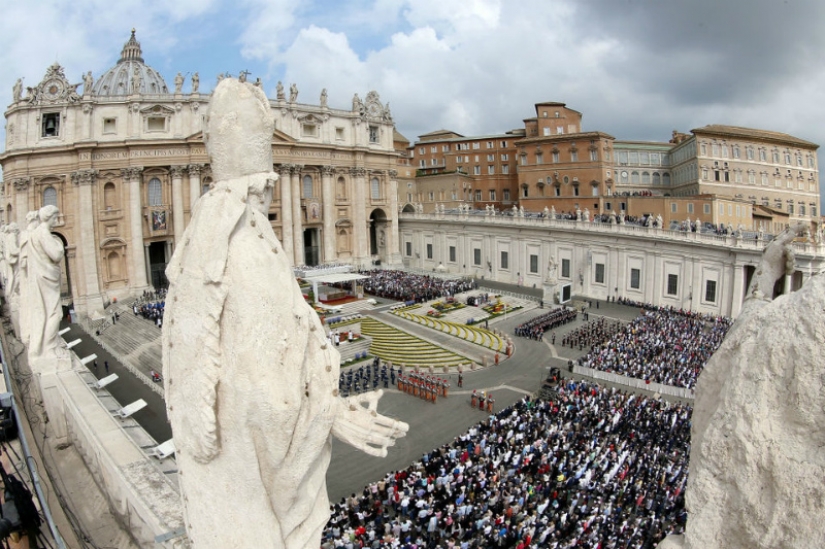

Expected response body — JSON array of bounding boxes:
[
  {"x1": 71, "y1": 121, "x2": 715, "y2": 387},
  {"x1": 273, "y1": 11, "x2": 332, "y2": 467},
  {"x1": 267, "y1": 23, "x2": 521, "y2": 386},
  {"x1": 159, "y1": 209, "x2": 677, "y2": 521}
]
[{"x1": 1, "y1": 31, "x2": 401, "y2": 316}]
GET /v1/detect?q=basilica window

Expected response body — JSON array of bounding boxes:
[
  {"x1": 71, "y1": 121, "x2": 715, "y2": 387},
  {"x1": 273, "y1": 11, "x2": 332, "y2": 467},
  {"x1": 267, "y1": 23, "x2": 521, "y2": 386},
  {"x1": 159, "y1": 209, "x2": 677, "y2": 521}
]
[
  {"x1": 148, "y1": 177, "x2": 163, "y2": 206},
  {"x1": 303, "y1": 175, "x2": 314, "y2": 199},
  {"x1": 41, "y1": 186, "x2": 57, "y2": 208},
  {"x1": 103, "y1": 118, "x2": 117, "y2": 134},
  {"x1": 370, "y1": 177, "x2": 381, "y2": 200},
  {"x1": 368, "y1": 126, "x2": 379, "y2": 143},
  {"x1": 302, "y1": 123, "x2": 318, "y2": 137},
  {"x1": 104, "y1": 183, "x2": 117, "y2": 209}
]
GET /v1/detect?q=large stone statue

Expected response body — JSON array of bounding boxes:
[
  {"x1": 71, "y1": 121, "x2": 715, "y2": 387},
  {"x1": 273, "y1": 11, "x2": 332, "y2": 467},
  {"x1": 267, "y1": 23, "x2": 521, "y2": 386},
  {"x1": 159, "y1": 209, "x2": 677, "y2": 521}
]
[
  {"x1": 83, "y1": 71, "x2": 94, "y2": 95},
  {"x1": 2, "y1": 224, "x2": 19, "y2": 297},
  {"x1": 174, "y1": 72, "x2": 184, "y2": 93},
  {"x1": 162, "y1": 78, "x2": 408, "y2": 549},
  {"x1": 657, "y1": 224, "x2": 825, "y2": 549},
  {"x1": 191, "y1": 72, "x2": 199, "y2": 94},
  {"x1": 13, "y1": 78, "x2": 23, "y2": 102},
  {"x1": 320, "y1": 88, "x2": 328, "y2": 108},
  {"x1": 276, "y1": 80, "x2": 285, "y2": 101},
  {"x1": 26, "y1": 206, "x2": 67, "y2": 364},
  {"x1": 16, "y1": 212, "x2": 39, "y2": 343},
  {"x1": 289, "y1": 82, "x2": 298, "y2": 102}
]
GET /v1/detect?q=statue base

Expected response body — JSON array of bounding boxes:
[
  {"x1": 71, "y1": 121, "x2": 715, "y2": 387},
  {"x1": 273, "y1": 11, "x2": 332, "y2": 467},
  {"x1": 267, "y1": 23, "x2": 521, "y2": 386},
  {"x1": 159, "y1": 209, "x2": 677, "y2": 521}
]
[{"x1": 543, "y1": 280, "x2": 558, "y2": 304}]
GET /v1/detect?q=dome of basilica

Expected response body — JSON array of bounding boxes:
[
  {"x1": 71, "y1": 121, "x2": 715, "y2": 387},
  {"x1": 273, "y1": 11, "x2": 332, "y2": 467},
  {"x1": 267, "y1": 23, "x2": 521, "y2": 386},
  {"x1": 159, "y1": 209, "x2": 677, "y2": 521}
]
[{"x1": 92, "y1": 30, "x2": 169, "y2": 96}]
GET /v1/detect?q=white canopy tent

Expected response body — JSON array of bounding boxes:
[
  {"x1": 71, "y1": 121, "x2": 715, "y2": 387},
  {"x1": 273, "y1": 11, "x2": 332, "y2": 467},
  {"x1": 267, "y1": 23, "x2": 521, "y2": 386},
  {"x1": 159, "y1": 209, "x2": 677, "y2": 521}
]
[{"x1": 301, "y1": 272, "x2": 369, "y2": 305}]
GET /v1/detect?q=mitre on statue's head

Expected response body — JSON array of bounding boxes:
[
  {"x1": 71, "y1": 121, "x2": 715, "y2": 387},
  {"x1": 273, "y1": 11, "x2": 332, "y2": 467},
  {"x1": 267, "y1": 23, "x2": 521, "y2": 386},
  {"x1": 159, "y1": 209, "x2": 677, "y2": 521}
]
[{"x1": 204, "y1": 78, "x2": 275, "y2": 182}]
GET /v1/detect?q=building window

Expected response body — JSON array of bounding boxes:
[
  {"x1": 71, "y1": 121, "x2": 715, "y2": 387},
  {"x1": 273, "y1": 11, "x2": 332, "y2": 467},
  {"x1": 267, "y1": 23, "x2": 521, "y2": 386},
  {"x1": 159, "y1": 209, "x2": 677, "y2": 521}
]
[
  {"x1": 369, "y1": 126, "x2": 379, "y2": 143},
  {"x1": 42, "y1": 112, "x2": 60, "y2": 137},
  {"x1": 302, "y1": 123, "x2": 318, "y2": 137},
  {"x1": 428, "y1": 191, "x2": 434, "y2": 202},
  {"x1": 489, "y1": 190, "x2": 496, "y2": 201},
  {"x1": 103, "y1": 118, "x2": 117, "y2": 134},
  {"x1": 704, "y1": 204, "x2": 711, "y2": 215},
  {"x1": 426, "y1": 243, "x2": 433, "y2": 259},
  {"x1": 671, "y1": 202, "x2": 677, "y2": 213},
  {"x1": 449, "y1": 246, "x2": 456, "y2": 262},
  {"x1": 474, "y1": 166, "x2": 481, "y2": 175},
  {"x1": 630, "y1": 268, "x2": 641, "y2": 290},
  {"x1": 475, "y1": 190, "x2": 482, "y2": 201},
  {"x1": 473, "y1": 248, "x2": 481, "y2": 266},
  {"x1": 334, "y1": 127, "x2": 344, "y2": 140},
  {"x1": 535, "y1": 153, "x2": 543, "y2": 165},
  {"x1": 595, "y1": 263, "x2": 605, "y2": 284},
  {"x1": 500, "y1": 251, "x2": 509, "y2": 270},
  {"x1": 370, "y1": 177, "x2": 381, "y2": 200},
  {"x1": 488, "y1": 165, "x2": 495, "y2": 174},
  {"x1": 687, "y1": 203, "x2": 694, "y2": 214},
  {"x1": 303, "y1": 175, "x2": 314, "y2": 199},
  {"x1": 502, "y1": 165, "x2": 509, "y2": 174},
  {"x1": 148, "y1": 177, "x2": 162, "y2": 206},
  {"x1": 522, "y1": 186, "x2": 529, "y2": 198},
  {"x1": 570, "y1": 151, "x2": 578, "y2": 162},
  {"x1": 552, "y1": 151, "x2": 560, "y2": 163},
  {"x1": 502, "y1": 189, "x2": 510, "y2": 201},
  {"x1": 405, "y1": 242, "x2": 412, "y2": 256},
  {"x1": 104, "y1": 182, "x2": 117, "y2": 209},
  {"x1": 667, "y1": 274, "x2": 678, "y2": 296},
  {"x1": 704, "y1": 280, "x2": 717, "y2": 303},
  {"x1": 43, "y1": 186, "x2": 57, "y2": 208},
  {"x1": 561, "y1": 258, "x2": 570, "y2": 278},
  {"x1": 147, "y1": 116, "x2": 166, "y2": 131},
  {"x1": 529, "y1": 254, "x2": 538, "y2": 274}
]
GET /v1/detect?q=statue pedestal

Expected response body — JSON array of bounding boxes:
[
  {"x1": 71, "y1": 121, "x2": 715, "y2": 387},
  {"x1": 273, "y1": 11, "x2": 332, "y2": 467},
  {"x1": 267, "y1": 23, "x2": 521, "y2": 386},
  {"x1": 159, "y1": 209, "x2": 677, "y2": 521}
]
[{"x1": 543, "y1": 280, "x2": 558, "y2": 305}]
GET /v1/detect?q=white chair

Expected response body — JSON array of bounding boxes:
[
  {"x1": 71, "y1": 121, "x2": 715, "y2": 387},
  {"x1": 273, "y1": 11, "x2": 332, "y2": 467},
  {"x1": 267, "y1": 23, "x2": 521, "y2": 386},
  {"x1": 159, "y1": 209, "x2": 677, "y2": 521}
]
[
  {"x1": 148, "y1": 439, "x2": 176, "y2": 461},
  {"x1": 115, "y1": 399, "x2": 147, "y2": 419},
  {"x1": 94, "y1": 373, "x2": 119, "y2": 390}
]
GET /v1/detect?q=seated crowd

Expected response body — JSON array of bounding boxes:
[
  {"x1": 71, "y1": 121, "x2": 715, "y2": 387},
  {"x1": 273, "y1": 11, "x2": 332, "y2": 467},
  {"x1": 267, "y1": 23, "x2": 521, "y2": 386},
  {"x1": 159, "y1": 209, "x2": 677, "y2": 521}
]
[
  {"x1": 323, "y1": 379, "x2": 690, "y2": 549},
  {"x1": 561, "y1": 317, "x2": 624, "y2": 351},
  {"x1": 578, "y1": 307, "x2": 732, "y2": 389},
  {"x1": 514, "y1": 307, "x2": 577, "y2": 340},
  {"x1": 354, "y1": 270, "x2": 477, "y2": 304}
]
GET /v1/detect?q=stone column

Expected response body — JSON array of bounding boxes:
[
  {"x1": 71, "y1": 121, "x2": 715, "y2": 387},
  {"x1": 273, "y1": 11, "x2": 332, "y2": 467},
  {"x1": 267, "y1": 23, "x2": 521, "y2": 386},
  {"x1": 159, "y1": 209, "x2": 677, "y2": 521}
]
[
  {"x1": 122, "y1": 167, "x2": 149, "y2": 290},
  {"x1": 83, "y1": 103, "x2": 94, "y2": 140},
  {"x1": 144, "y1": 244, "x2": 152, "y2": 287},
  {"x1": 730, "y1": 263, "x2": 745, "y2": 318},
  {"x1": 388, "y1": 169, "x2": 401, "y2": 265},
  {"x1": 188, "y1": 164, "x2": 203, "y2": 214},
  {"x1": 291, "y1": 165, "x2": 304, "y2": 266},
  {"x1": 13, "y1": 178, "x2": 30, "y2": 225},
  {"x1": 170, "y1": 165, "x2": 186, "y2": 244},
  {"x1": 278, "y1": 164, "x2": 294, "y2": 260},
  {"x1": 321, "y1": 165, "x2": 336, "y2": 263},
  {"x1": 351, "y1": 167, "x2": 368, "y2": 267},
  {"x1": 70, "y1": 169, "x2": 104, "y2": 313}
]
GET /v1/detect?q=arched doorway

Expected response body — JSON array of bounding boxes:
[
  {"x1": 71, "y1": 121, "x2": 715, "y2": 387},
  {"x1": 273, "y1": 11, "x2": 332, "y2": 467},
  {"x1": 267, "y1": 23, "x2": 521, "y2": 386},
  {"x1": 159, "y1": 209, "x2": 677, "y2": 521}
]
[
  {"x1": 401, "y1": 204, "x2": 416, "y2": 213},
  {"x1": 369, "y1": 208, "x2": 388, "y2": 264}
]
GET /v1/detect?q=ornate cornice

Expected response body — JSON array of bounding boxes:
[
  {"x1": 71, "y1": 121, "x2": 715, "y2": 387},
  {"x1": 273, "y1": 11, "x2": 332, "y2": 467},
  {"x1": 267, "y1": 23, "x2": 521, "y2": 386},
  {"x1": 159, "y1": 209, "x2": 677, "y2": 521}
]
[
  {"x1": 71, "y1": 169, "x2": 99, "y2": 186},
  {"x1": 291, "y1": 164, "x2": 304, "y2": 175},
  {"x1": 277, "y1": 163, "x2": 293, "y2": 175},
  {"x1": 350, "y1": 167, "x2": 367, "y2": 178},
  {"x1": 321, "y1": 165, "x2": 335, "y2": 176},
  {"x1": 188, "y1": 164, "x2": 203, "y2": 176},
  {"x1": 170, "y1": 165, "x2": 186, "y2": 178}
]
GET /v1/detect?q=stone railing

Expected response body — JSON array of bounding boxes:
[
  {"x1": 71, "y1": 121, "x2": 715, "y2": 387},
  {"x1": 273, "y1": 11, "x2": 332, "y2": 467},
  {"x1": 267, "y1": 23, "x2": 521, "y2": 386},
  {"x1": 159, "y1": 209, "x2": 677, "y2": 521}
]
[{"x1": 400, "y1": 212, "x2": 824, "y2": 254}]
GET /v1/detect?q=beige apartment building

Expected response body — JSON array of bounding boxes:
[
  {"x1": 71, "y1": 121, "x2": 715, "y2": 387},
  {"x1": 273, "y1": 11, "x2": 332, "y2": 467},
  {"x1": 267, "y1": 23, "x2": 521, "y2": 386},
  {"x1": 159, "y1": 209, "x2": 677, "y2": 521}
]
[
  {"x1": 407, "y1": 102, "x2": 820, "y2": 232},
  {"x1": 1, "y1": 31, "x2": 400, "y2": 316}
]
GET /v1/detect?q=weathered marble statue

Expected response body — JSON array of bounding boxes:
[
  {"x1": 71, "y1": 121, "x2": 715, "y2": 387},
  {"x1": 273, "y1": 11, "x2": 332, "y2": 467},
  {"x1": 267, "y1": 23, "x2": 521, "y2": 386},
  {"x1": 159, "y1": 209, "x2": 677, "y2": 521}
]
[
  {"x1": 26, "y1": 206, "x2": 68, "y2": 364},
  {"x1": 174, "y1": 72, "x2": 184, "y2": 93},
  {"x1": 2, "y1": 224, "x2": 19, "y2": 296},
  {"x1": 16, "y1": 212, "x2": 39, "y2": 343},
  {"x1": 191, "y1": 72, "x2": 199, "y2": 94},
  {"x1": 162, "y1": 78, "x2": 408, "y2": 549},
  {"x1": 657, "y1": 223, "x2": 825, "y2": 549},
  {"x1": 13, "y1": 78, "x2": 23, "y2": 102}
]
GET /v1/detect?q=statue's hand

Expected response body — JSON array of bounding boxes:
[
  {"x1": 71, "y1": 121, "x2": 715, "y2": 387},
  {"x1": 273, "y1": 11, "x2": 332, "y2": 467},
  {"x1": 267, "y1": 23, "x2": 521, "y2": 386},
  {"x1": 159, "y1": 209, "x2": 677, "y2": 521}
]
[{"x1": 331, "y1": 390, "x2": 409, "y2": 457}]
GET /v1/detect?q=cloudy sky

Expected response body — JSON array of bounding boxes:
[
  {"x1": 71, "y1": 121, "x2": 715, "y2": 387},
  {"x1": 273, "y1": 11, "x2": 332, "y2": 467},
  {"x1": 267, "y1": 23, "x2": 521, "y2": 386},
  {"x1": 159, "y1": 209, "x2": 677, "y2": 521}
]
[{"x1": 1, "y1": 0, "x2": 823, "y2": 198}]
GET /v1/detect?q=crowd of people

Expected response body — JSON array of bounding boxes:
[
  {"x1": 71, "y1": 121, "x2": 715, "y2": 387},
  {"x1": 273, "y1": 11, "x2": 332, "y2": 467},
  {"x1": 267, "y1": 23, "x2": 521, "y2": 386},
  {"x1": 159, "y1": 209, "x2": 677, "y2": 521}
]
[
  {"x1": 514, "y1": 307, "x2": 578, "y2": 340},
  {"x1": 561, "y1": 317, "x2": 624, "y2": 351},
  {"x1": 322, "y1": 379, "x2": 690, "y2": 549},
  {"x1": 132, "y1": 298, "x2": 165, "y2": 327},
  {"x1": 578, "y1": 308, "x2": 732, "y2": 389},
  {"x1": 354, "y1": 270, "x2": 477, "y2": 304},
  {"x1": 339, "y1": 358, "x2": 395, "y2": 396}
]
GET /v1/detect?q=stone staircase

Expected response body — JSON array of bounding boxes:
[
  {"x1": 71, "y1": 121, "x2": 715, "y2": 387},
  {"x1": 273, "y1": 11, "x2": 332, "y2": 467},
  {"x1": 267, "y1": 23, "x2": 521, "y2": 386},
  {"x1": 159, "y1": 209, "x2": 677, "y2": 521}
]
[{"x1": 95, "y1": 302, "x2": 163, "y2": 376}]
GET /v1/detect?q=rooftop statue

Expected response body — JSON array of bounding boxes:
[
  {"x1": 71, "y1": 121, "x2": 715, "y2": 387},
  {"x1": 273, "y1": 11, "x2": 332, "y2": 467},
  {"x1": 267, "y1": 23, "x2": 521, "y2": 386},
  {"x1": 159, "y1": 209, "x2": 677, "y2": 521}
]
[
  {"x1": 657, "y1": 223, "x2": 825, "y2": 549},
  {"x1": 162, "y1": 78, "x2": 407, "y2": 549}
]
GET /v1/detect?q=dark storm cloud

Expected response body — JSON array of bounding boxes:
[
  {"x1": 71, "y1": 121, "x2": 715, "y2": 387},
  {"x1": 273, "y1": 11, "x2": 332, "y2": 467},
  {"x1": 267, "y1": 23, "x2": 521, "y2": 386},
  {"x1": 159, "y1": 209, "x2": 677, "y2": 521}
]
[{"x1": 573, "y1": 0, "x2": 825, "y2": 105}]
